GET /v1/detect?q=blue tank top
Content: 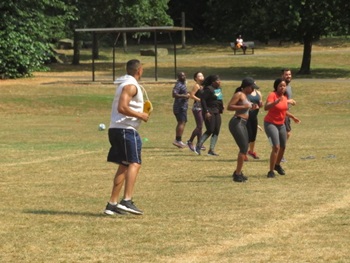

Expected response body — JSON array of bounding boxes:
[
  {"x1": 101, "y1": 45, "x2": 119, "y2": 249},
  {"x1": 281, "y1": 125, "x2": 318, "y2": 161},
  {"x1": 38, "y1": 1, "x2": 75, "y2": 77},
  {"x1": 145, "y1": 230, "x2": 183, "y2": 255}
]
[{"x1": 247, "y1": 91, "x2": 261, "y2": 117}]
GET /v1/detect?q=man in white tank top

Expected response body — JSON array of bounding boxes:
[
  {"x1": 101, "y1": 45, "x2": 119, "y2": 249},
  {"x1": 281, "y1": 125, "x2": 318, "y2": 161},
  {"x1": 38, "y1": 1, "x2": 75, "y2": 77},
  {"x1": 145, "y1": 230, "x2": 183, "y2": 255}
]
[{"x1": 104, "y1": 59, "x2": 150, "y2": 216}]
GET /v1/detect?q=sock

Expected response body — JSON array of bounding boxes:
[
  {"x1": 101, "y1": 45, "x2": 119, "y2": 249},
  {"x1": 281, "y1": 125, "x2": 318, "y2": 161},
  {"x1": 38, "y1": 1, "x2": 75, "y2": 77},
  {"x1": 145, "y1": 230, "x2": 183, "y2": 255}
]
[
  {"x1": 210, "y1": 134, "x2": 218, "y2": 150},
  {"x1": 198, "y1": 133, "x2": 209, "y2": 146},
  {"x1": 109, "y1": 202, "x2": 117, "y2": 205},
  {"x1": 176, "y1": 136, "x2": 181, "y2": 141}
]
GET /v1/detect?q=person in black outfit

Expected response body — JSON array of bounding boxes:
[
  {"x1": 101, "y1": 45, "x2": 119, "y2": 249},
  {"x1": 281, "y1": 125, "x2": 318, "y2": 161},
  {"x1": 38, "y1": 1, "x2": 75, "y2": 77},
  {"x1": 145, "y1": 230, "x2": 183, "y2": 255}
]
[{"x1": 195, "y1": 75, "x2": 223, "y2": 156}]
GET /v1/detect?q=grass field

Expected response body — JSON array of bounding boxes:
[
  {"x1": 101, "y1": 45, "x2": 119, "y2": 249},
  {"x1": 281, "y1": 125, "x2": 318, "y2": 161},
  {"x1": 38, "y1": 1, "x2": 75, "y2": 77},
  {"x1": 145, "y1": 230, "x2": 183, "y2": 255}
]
[{"x1": 1, "y1": 40, "x2": 350, "y2": 262}]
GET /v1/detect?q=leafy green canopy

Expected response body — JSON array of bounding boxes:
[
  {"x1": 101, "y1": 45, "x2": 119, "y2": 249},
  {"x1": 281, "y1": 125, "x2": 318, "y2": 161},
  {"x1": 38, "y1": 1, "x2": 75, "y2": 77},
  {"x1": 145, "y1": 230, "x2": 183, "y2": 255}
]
[
  {"x1": 195, "y1": 0, "x2": 350, "y2": 73},
  {"x1": 0, "y1": 1, "x2": 75, "y2": 78},
  {"x1": 74, "y1": 0, "x2": 173, "y2": 41},
  {"x1": 0, "y1": 0, "x2": 173, "y2": 78}
]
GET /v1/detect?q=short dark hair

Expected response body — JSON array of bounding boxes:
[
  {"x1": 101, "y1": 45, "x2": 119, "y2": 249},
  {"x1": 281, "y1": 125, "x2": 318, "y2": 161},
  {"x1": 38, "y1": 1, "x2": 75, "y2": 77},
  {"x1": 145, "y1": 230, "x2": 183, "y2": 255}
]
[
  {"x1": 126, "y1": 59, "x2": 141, "y2": 75},
  {"x1": 177, "y1": 71, "x2": 185, "y2": 78},
  {"x1": 281, "y1": 68, "x2": 291, "y2": 73}
]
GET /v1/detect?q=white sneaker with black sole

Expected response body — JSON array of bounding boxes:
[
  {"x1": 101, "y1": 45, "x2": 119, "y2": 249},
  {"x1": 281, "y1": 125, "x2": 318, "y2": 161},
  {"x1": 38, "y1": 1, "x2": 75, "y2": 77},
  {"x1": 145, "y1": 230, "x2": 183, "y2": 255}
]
[{"x1": 172, "y1": 140, "x2": 187, "y2": 148}]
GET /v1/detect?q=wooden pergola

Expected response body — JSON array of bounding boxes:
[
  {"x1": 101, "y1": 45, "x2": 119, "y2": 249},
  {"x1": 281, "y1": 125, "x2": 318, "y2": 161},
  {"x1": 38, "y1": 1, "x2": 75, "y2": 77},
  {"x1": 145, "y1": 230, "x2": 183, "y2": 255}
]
[{"x1": 74, "y1": 26, "x2": 193, "y2": 81}]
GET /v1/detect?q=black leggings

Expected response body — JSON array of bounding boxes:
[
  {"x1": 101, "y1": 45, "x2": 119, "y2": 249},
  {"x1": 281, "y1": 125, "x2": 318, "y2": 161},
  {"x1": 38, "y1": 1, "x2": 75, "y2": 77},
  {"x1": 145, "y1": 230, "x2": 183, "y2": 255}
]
[
  {"x1": 229, "y1": 117, "x2": 249, "y2": 154},
  {"x1": 246, "y1": 115, "x2": 258, "y2": 143},
  {"x1": 203, "y1": 112, "x2": 221, "y2": 137}
]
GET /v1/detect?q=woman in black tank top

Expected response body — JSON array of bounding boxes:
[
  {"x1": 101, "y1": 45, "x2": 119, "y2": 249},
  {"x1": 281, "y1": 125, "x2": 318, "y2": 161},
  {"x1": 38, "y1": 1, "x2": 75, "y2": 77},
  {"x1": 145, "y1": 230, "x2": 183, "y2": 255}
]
[{"x1": 187, "y1": 72, "x2": 205, "y2": 152}]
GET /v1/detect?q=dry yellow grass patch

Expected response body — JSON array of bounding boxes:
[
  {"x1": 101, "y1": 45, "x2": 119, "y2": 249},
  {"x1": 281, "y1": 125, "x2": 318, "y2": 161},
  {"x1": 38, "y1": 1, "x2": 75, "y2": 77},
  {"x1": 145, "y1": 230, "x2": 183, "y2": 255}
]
[{"x1": 1, "y1": 43, "x2": 349, "y2": 263}]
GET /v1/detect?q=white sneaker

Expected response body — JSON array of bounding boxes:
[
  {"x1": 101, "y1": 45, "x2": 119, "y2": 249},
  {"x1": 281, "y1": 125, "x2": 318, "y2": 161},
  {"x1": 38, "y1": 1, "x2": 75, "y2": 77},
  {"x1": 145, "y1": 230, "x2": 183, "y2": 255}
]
[{"x1": 173, "y1": 140, "x2": 187, "y2": 148}]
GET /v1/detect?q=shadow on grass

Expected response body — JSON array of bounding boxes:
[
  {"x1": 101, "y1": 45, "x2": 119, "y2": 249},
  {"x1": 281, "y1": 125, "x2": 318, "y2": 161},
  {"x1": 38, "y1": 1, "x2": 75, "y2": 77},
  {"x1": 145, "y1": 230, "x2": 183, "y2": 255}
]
[
  {"x1": 23, "y1": 209, "x2": 105, "y2": 217},
  {"x1": 175, "y1": 66, "x2": 350, "y2": 80},
  {"x1": 48, "y1": 63, "x2": 350, "y2": 80},
  {"x1": 23, "y1": 209, "x2": 136, "y2": 218}
]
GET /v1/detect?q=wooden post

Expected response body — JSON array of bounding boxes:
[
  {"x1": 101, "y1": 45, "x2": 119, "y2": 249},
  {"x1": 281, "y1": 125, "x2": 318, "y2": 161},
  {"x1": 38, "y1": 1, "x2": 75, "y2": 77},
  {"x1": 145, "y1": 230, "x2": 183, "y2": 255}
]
[
  {"x1": 173, "y1": 37, "x2": 177, "y2": 79},
  {"x1": 181, "y1": 12, "x2": 186, "y2": 49},
  {"x1": 154, "y1": 31, "x2": 158, "y2": 81},
  {"x1": 92, "y1": 32, "x2": 95, "y2": 81},
  {"x1": 92, "y1": 33, "x2": 99, "y2": 59},
  {"x1": 113, "y1": 33, "x2": 121, "y2": 82},
  {"x1": 72, "y1": 30, "x2": 80, "y2": 65}
]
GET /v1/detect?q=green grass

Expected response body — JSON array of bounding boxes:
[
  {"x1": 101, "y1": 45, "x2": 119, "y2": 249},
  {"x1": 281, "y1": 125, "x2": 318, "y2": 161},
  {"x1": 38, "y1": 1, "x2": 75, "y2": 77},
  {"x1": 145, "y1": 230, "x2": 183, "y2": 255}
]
[
  {"x1": 0, "y1": 40, "x2": 350, "y2": 262},
  {"x1": 51, "y1": 36, "x2": 350, "y2": 81}
]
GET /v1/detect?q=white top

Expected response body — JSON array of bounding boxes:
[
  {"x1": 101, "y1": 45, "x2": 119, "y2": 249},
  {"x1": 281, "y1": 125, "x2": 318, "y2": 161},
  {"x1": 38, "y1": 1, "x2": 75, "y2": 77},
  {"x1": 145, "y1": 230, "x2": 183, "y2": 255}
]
[{"x1": 109, "y1": 75, "x2": 143, "y2": 130}]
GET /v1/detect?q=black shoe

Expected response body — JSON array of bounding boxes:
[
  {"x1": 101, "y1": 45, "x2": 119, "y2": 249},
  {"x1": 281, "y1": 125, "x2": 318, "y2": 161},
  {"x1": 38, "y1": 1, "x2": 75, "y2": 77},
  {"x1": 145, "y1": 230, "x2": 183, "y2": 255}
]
[
  {"x1": 240, "y1": 171, "x2": 248, "y2": 181},
  {"x1": 274, "y1": 164, "x2": 286, "y2": 175},
  {"x1": 267, "y1": 171, "x2": 275, "y2": 178},
  {"x1": 207, "y1": 150, "x2": 219, "y2": 156},
  {"x1": 233, "y1": 172, "x2": 247, "y2": 182},
  {"x1": 195, "y1": 145, "x2": 201, "y2": 155},
  {"x1": 117, "y1": 199, "x2": 143, "y2": 215},
  {"x1": 104, "y1": 203, "x2": 127, "y2": 215}
]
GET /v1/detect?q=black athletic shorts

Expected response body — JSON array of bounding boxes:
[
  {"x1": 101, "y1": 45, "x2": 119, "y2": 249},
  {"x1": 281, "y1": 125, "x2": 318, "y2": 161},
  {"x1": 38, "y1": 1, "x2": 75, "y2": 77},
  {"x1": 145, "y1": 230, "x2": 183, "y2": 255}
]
[{"x1": 285, "y1": 116, "x2": 291, "y2": 132}]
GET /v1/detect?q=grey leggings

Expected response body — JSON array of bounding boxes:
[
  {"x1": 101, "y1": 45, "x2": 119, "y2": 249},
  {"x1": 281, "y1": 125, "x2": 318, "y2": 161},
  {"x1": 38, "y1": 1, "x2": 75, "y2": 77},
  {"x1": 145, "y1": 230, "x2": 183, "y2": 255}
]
[
  {"x1": 229, "y1": 117, "x2": 249, "y2": 154},
  {"x1": 264, "y1": 121, "x2": 287, "y2": 148}
]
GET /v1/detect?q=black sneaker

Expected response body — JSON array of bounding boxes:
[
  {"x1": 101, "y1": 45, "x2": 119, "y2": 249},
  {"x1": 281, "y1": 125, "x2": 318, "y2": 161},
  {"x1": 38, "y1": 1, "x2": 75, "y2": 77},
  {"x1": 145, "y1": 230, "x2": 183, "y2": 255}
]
[
  {"x1": 241, "y1": 172, "x2": 248, "y2": 181},
  {"x1": 267, "y1": 171, "x2": 275, "y2": 178},
  {"x1": 207, "y1": 150, "x2": 219, "y2": 156},
  {"x1": 104, "y1": 203, "x2": 127, "y2": 215},
  {"x1": 274, "y1": 164, "x2": 286, "y2": 175},
  {"x1": 233, "y1": 172, "x2": 246, "y2": 182},
  {"x1": 117, "y1": 199, "x2": 143, "y2": 215},
  {"x1": 195, "y1": 145, "x2": 201, "y2": 155}
]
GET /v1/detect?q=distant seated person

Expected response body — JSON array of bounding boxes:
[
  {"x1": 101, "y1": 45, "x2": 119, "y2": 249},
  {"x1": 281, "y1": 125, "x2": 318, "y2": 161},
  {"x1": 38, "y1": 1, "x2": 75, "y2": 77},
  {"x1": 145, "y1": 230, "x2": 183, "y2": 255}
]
[{"x1": 235, "y1": 35, "x2": 247, "y2": 51}]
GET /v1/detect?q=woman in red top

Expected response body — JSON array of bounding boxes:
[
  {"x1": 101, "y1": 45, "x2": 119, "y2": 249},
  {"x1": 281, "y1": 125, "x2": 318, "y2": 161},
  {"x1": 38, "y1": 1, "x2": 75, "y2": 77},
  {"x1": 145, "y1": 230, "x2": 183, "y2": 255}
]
[{"x1": 264, "y1": 78, "x2": 300, "y2": 178}]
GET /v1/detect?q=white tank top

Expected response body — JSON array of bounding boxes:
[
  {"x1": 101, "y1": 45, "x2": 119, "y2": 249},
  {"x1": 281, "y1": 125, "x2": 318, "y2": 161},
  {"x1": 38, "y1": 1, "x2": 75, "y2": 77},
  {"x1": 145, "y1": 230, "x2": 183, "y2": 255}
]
[{"x1": 110, "y1": 75, "x2": 143, "y2": 130}]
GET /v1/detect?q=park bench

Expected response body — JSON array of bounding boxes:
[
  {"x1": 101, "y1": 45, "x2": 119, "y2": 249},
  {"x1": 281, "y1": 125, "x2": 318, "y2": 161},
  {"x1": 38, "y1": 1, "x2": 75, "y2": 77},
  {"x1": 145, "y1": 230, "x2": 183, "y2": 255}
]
[{"x1": 230, "y1": 41, "x2": 255, "y2": 55}]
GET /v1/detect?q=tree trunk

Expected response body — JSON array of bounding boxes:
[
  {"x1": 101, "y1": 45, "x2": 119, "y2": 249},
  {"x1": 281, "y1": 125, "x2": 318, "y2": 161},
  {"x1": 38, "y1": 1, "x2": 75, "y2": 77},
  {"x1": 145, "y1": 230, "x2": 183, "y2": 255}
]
[
  {"x1": 298, "y1": 34, "x2": 312, "y2": 74},
  {"x1": 123, "y1": 33, "x2": 127, "y2": 52}
]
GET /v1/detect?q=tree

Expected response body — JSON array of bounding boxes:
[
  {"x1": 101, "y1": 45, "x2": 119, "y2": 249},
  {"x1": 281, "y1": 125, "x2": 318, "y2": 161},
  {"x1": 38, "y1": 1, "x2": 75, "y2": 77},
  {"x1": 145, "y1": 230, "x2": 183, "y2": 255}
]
[
  {"x1": 0, "y1": 1, "x2": 75, "y2": 78},
  {"x1": 202, "y1": 0, "x2": 350, "y2": 74},
  {"x1": 72, "y1": 0, "x2": 173, "y2": 62},
  {"x1": 167, "y1": 0, "x2": 208, "y2": 40},
  {"x1": 246, "y1": 0, "x2": 350, "y2": 74},
  {"x1": 73, "y1": 0, "x2": 172, "y2": 42}
]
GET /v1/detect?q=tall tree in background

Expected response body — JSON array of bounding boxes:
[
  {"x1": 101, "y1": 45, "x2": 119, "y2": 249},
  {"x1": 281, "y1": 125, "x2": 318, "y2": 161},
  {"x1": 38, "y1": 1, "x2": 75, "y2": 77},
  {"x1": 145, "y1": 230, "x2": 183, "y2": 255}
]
[
  {"x1": 73, "y1": 0, "x2": 172, "y2": 41},
  {"x1": 0, "y1": 1, "x2": 75, "y2": 78},
  {"x1": 0, "y1": 0, "x2": 173, "y2": 77},
  {"x1": 74, "y1": 0, "x2": 172, "y2": 30},
  {"x1": 167, "y1": 0, "x2": 208, "y2": 40},
  {"x1": 203, "y1": 0, "x2": 350, "y2": 74},
  {"x1": 71, "y1": 0, "x2": 173, "y2": 61},
  {"x1": 2, "y1": 0, "x2": 348, "y2": 77},
  {"x1": 245, "y1": 0, "x2": 349, "y2": 74}
]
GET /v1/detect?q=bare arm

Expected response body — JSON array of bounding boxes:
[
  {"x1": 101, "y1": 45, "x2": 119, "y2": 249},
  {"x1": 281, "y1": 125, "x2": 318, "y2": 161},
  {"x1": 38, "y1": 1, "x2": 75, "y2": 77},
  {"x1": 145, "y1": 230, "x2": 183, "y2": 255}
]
[
  {"x1": 173, "y1": 93, "x2": 189, "y2": 99},
  {"x1": 189, "y1": 83, "x2": 201, "y2": 102},
  {"x1": 287, "y1": 99, "x2": 296, "y2": 106},
  {"x1": 257, "y1": 90, "x2": 263, "y2": 108},
  {"x1": 172, "y1": 84, "x2": 190, "y2": 99},
  {"x1": 264, "y1": 97, "x2": 281, "y2": 111},
  {"x1": 286, "y1": 111, "x2": 301, "y2": 124},
  {"x1": 227, "y1": 92, "x2": 251, "y2": 111},
  {"x1": 118, "y1": 84, "x2": 149, "y2": 122}
]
